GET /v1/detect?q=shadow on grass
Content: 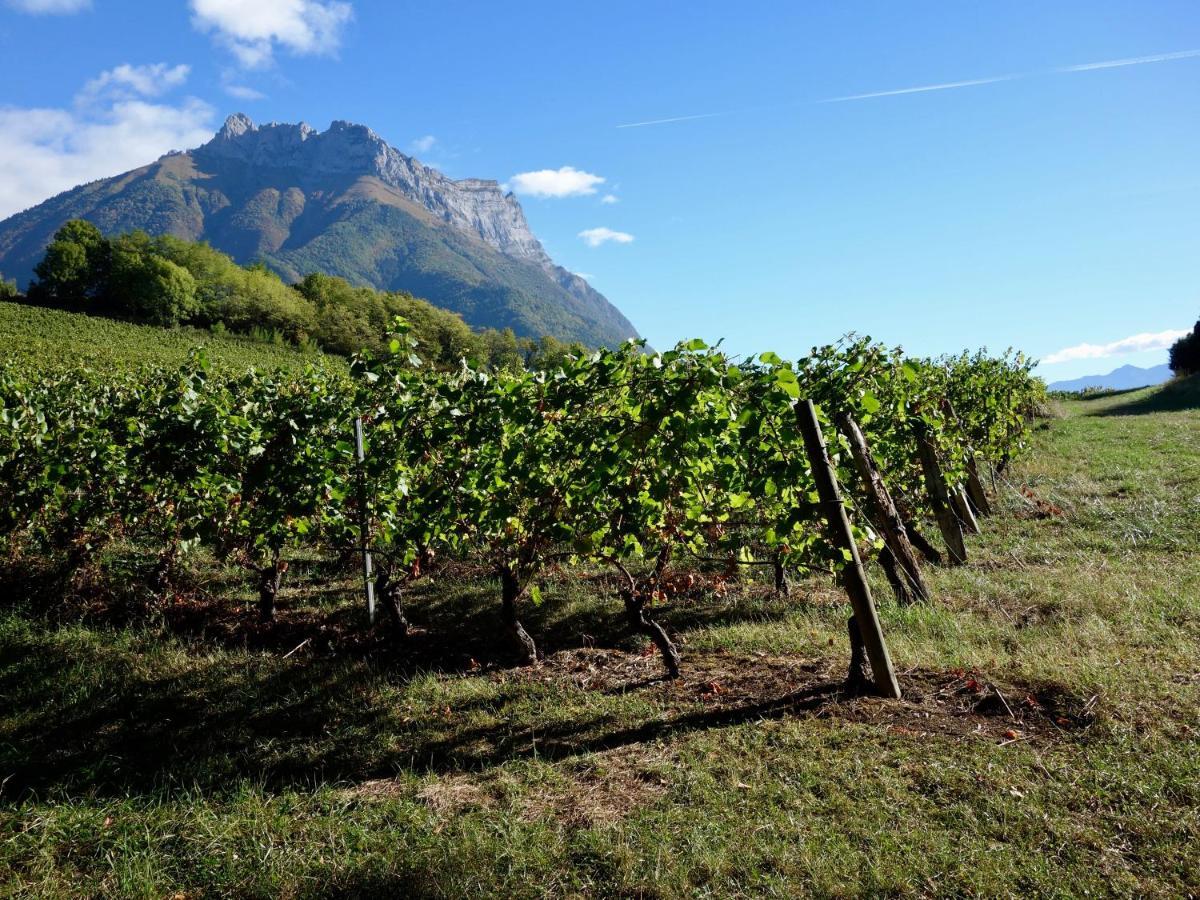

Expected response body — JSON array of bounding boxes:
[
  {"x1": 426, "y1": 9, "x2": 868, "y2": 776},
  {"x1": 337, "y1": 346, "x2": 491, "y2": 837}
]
[
  {"x1": 0, "y1": 593, "x2": 1095, "y2": 805},
  {"x1": 0, "y1": 618, "x2": 843, "y2": 800},
  {"x1": 1055, "y1": 385, "x2": 1147, "y2": 401},
  {"x1": 0, "y1": 558, "x2": 820, "y2": 801},
  {"x1": 1090, "y1": 375, "x2": 1200, "y2": 417}
]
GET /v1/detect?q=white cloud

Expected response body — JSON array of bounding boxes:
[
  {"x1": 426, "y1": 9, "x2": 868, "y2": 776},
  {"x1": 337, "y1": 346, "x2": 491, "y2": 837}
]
[
  {"x1": 578, "y1": 227, "x2": 634, "y2": 247},
  {"x1": 1041, "y1": 329, "x2": 1188, "y2": 365},
  {"x1": 80, "y1": 64, "x2": 191, "y2": 103},
  {"x1": 410, "y1": 135, "x2": 436, "y2": 154},
  {"x1": 508, "y1": 166, "x2": 605, "y2": 198},
  {"x1": 600, "y1": 193, "x2": 619, "y2": 204},
  {"x1": 0, "y1": 69, "x2": 214, "y2": 220},
  {"x1": 5, "y1": 0, "x2": 90, "y2": 13},
  {"x1": 224, "y1": 84, "x2": 267, "y2": 101},
  {"x1": 190, "y1": 0, "x2": 354, "y2": 68}
]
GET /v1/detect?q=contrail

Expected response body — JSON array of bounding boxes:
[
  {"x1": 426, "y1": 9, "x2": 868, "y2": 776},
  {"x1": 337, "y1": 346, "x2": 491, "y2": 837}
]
[
  {"x1": 616, "y1": 111, "x2": 730, "y2": 129},
  {"x1": 1057, "y1": 48, "x2": 1200, "y2": 72},
  {"x1": 617, "y1": 47, "x2": 1200, "y2": 128},
  {"x1": 820, "y1": 74, "x2": 1020, "y2": 103}
]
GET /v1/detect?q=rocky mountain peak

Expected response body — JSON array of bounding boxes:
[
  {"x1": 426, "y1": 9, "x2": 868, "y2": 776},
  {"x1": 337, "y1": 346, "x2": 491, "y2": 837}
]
[
  {"x1": 0, "y1": 112, "x2": 641, "y2": 348},
  {"x1": 192, "y1": 115, "x2": 552, "y2": 267}
]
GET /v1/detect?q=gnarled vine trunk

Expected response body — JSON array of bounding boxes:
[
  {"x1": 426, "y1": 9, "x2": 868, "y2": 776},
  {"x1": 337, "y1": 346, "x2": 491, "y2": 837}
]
[
  {"x1": 375, "y1": 566, "x2": 409, "y2": 639},
  {"x1": 149, "y1": 540, "x2": 179, "y2": 599},
  {"x1": 845, "y1": 615, "x2": 872, "y2": 695},
  {"x1": 257, "y1": 555, "x2": 283, "y2": 621},
  {"x1": 501, "y1": 568, "x2": 537, "y2": 665},
  {"x1": 624, "y1": 590, "x2": 681, "y2": 679},
  {"x1": 902, "y1": 518, "x2": 943, "y2": 566},
  {"x1": 772, "y1": 553, "x2": 792, "y2": 597}
]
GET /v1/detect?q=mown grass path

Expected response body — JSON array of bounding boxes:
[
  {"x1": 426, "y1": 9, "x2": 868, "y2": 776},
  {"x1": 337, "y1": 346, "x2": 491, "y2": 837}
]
[{"x1": 2, "y1": 381, "x2": 1198, "y2": 897}]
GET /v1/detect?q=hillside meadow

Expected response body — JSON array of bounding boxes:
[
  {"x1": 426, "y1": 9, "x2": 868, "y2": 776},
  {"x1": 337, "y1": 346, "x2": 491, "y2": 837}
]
[{"x1": 0, "y1": 310, "x2": 1197, "y2": 897}]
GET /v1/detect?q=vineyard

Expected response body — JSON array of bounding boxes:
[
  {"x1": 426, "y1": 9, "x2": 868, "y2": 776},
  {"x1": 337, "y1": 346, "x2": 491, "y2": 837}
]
[
  {"x1": 0, "y1": 318, "x2": 1042, "y2": 693},
  {"x1": 2, "y1": 317, "x2": 1199, "y2": 896}
]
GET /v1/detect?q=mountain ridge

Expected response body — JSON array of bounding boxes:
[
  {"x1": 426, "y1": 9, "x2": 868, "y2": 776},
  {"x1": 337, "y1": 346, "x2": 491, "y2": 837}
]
[
  {"x1": 0, "y1": 114, "x2": 638, "y2": 348},
  {"x1": 1048, "y1": 363, "x2": 1172, "y2": 392}
]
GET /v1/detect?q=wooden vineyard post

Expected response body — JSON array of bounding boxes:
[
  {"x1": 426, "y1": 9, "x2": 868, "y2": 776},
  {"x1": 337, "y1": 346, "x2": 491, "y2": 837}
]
[
  {"x1": 354, "y1": 416, "x2": 376, "y2": 624},
  {"x1": 944, "y1": 398, "x2": 991, "y2": 519},
  {"x1": 914, "y1": 421, "x2": 968, "y2": 566},
  {"x1": 835, "y1": 412, "x2": 930, "y2": 604},
  {"x1": 951, "y1": 484, "x2": 981, "y2": 535},
  {"x1": 964, "y1": 457, "x2": 992, "y2": 516},
  {"x1": 796, "y1": 400, "x2": 902, "y2": 699}
]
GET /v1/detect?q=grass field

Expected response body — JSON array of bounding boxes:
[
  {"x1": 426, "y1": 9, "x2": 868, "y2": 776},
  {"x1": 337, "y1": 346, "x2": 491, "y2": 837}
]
[{"x1": 1, "y1": 378, "x2": 1197, "y2": 897}]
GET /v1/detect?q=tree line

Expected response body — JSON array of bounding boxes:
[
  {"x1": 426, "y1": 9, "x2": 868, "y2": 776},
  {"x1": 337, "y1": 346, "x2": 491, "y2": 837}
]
[{"x1": 1, "y1": 220, "x2": 586, "y2": 371}]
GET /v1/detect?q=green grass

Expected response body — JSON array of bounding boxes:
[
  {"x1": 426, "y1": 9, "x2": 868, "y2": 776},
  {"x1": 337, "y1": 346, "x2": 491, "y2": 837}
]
[
  {"x1": 0, "y1": 301, "x2": 341, "y2": 374},
  {"x1": 1, "y1": 380, "x2": 1198, "y2": 897}
]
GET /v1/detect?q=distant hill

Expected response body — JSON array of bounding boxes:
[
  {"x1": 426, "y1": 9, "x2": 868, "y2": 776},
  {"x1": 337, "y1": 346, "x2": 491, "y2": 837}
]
[
  {"x1": 1048, "y1": 363, "x2": 1172, "y2": 392},
  {"x1": 0, "y1": 114, "x2": 639, "y2": 348}
]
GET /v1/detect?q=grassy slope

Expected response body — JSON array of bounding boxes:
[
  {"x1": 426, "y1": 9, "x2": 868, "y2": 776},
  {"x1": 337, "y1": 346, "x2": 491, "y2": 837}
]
[
  {"x1": 1, "y1": 380, "x2": 1198, "y2": 897},
  {"x1": 0, "y1": 301, "x2": 341, "y2": 374}
]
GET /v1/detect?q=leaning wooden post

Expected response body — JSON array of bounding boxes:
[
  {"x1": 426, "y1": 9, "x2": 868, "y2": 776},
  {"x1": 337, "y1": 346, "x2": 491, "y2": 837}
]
[
  {"x1": 951, "y1": 484, "x2": 981, "y2": 535},
  {"x1": 942, "y1": 399, "x2": 992, "y2": 518},
  {"x1": 796, "y1": 400, "x2": 901, "y2": 699},
  {"x1": 354, "y1": 416, "x2": 376, "y2": 624},
  {"x1": 914, "y1": 420, "x2": 968, "y2": 565},
  {"x1": 835, "y1": 412, "x2": 930, "y2": 603},
  {"x1": 964, "y1": 457, "x2": 992, "y2": 516}
]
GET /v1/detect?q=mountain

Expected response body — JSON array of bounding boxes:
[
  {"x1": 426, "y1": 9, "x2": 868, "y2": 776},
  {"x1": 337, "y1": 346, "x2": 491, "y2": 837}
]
[
  {"x1": 0, "y1": 114, "x2": 639, "y2": 348},
  {"x1": 1048, "y1": 363, "x2": 1173, "y2": 392}
]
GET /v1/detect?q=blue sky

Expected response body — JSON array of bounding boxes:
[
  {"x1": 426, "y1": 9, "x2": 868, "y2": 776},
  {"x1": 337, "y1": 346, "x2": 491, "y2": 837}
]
[{"x1": 1, "y1": 1, "x2": 1197, "y2": 378}]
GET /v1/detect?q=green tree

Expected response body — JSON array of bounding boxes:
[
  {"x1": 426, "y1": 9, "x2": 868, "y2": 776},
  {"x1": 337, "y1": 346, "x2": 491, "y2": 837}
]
[
  {"x1": 30, "y1": 219, "x2": 109, "y2": 308},
  {"x1": 1168, "y1": 318, "x2": 1200, "y2": 376},
  {"x1": 109, "y1": 240, "x2": 199, "y2": 326},
  {"x1": 0, "y1": 272, "x2": 18, "y2": 300},
  {"x1": 479, "y1": 327, "x2": 525, "y2": 372}
]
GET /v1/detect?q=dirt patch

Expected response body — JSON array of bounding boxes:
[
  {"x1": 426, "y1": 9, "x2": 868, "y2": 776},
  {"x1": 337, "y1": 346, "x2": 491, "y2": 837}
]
[
  {"x1": 344, "y1": 749, "x2": 669, "y2": 828},
  {"x1": 517, "y1": 745, "x2": 672, "y2": 828},
  {"x1": 416, "y1": 774, "x2": 494, "y2": 815},
  {"x1": 511, "y1": 647, "x2": 1098, "y2": 747}
]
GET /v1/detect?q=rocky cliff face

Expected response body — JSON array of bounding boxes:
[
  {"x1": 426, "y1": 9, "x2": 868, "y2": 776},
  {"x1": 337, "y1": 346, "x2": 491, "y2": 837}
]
[
  {"x1": 0, "y1": 114, "x2": 639, "y2": 348},
  {"x1": 198, "y1": 114, "x2": 552, "y2": 265}
]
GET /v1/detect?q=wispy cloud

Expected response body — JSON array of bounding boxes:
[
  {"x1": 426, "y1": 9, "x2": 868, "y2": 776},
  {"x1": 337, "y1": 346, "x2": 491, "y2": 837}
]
[
  {"x1": 600, "y1": 193, "x2": 619, "y2": 204},
  {"x1": 410, "y1": 134, "x2": 436, "y2": 154},
  {"x1": 618, "y1": 47, "x2": 1200, "y2": 127},
  {"x1": 820, "y1": 74, "x2": 1020, "y2": 103},
  {"x1": 578, "y1": 227, "x2": 634, "y2": 247},
  {"x1": 508, "y1": 166, "x2": 605, "y2": 198},
  {"x1": 80, "y1": 64, "x2": 191, "y2": 103},
  {"x1": 5, "y1": 0, "x2": 90, "y2": 13},
  {"x1": 1041, "y1": 329, "x2": 1188, "y2": 365},
  {"x1": 224, "y1": 83, "x2": 267, "y2": 101}
]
